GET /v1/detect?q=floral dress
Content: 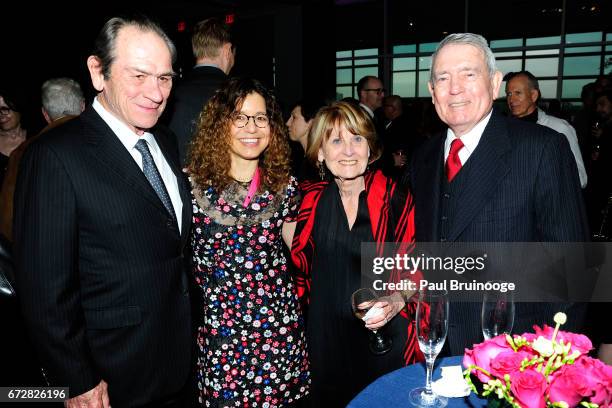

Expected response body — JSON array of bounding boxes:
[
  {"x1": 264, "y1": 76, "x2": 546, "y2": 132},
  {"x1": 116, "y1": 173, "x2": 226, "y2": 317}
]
[{"x1": 191, "y1": 177, "x2": 310, "y2": 408}]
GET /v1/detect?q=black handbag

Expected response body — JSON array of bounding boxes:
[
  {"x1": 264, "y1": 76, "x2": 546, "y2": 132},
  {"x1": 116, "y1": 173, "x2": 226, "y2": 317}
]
[{"x1": 0, "y1": 234, "x2": 15, "y2": 297}]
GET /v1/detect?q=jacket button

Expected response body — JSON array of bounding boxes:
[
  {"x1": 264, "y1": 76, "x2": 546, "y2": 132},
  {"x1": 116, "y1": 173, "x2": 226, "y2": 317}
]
[
  {"x1": 443, "y1": 193, "x2": 450, "y2": 199},
  {"x1": 440, "y1": 237, "x2": 447, "y2": 242}
]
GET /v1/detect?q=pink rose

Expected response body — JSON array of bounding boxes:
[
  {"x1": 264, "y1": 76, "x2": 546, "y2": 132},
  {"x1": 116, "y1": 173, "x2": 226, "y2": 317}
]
[
  {"x1": 463, "y1": 335, "x2": 512, "y2": 383},
  {"x1": 510, "y1": 368, "x2": 547, "y2": 408},
  {"x1": 590, "y1": 358, "x2": 612, "y2": 406},
  {"x1": 532, "y1": 325, "x2": 593, "y2": 354},
  {"x1": 489, "y1": 350, "x2": 532, "y2": 380},
  {"x1": 558, "y1": 331, "x2": 593, "y2": 354},
  {"x1": 548, "y1": 361, "x2": 597, "y2": 406}
]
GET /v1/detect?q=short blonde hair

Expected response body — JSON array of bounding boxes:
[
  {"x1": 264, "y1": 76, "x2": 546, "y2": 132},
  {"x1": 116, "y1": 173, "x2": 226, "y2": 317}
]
[
  {"x1": 192, "y1": 18, "x2": 232, "y2": 59},
  {"x1": 306, "y1": 101, "x2": 381, "y2": 165}
]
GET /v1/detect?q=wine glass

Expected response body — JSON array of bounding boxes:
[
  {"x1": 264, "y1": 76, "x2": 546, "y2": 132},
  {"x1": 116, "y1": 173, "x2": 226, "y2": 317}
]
[
  {"x1": 351, "y1": 288, "x2": 392, "y2": 355},
  {"x1": 409, "y1": 289, "x2": 448, "y2": 408},
  {"x1": 481, "y1": 281, "x2": 515, "y2": 340}
]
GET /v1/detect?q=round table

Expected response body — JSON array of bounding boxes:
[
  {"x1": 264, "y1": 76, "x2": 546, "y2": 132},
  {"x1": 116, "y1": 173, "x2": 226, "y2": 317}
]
[{"x1": 347, "y1": 356, "x2": 487, "y2": 407}]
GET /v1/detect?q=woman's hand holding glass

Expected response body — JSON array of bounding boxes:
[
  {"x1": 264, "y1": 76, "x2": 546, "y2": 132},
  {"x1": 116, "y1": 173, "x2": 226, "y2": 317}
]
[{"x1": 363, "y1": 291, "x2": 405, "y2": 330}]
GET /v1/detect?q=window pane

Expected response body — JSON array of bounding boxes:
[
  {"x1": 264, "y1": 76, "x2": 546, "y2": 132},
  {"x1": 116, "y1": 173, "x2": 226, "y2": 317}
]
[
  {"x1": 336, "y1": 50, "x2": 351, "y2": 58},
  {"x1": 563, "y1": 56, "x2": 601, "y2": 76},
  {"x1": 526, "y1": 49, "x2": 559, "y2": 56},
  {"x1": 336, "y1": 86, "x2": 353, "y2": 100},
  {"x1": 418, "y1": 56, "x2": 432, "y2": 70},
  {"x1": 494, "y1": 51, "x2": 522, "y2": 58},
  {"x1": 336, "y1": 69, "x2": 352, "y2": 84},
  {"x1": 606, "y1": 56, "x2": 612, "y2": 74},
  {"x1": 538, "y1": 80, "x2": 558, "y2": 99},
  {"x1": 354, "y1": 67, "x2": 378, "y2": 80},
  {"x1": 526, "y1": 36, "x2": 561, "y2": 46},
  {"x1": 336, "y1": 60, "x2": 352, "y2": 67},
  {"x1": 393, "y1": 44, "x2": 416, "y2": 54},
  {"x1": 566, "y1": 32, "x2": 602, "y2": 44},
  {"x1": 525, "y1": 58, "x2": 558, "y2": 77},
  {"x1": 565, "y1": 46, "x2": 602, "y2": 54},
  {"x1": 354, "y1": 58, "x2": 378, "y2": 66},
  {"x1": 496, "y1": 59, "x2": 522, "y2": 75},
  {"x1": 393, "y1": 57, "x2": 416, "y2": 71},
  {"x1": 354, "y1": 48, "x2": 378, "y2": 57},
  {"x1": 419, "y1": 42, "x2": 438, "y2": 53},
  {"x1": 607, "y1": 34, "x2": 612, "y2": 41},
  {"x1": 606, "y1": 46, "x2": 612, "y2": 52},
  {"x1": 418, "y1": 71, "x2": 430, "y2": 97},
  {"x1": 393, "y1": 72, "x2": 416, "y2": 97},
  {"x1": 491, "y1": 38, "x2": 522, "y2": 49},
  {"x1": 562, "y1": 79, "x2": 593, "y2": 99}
]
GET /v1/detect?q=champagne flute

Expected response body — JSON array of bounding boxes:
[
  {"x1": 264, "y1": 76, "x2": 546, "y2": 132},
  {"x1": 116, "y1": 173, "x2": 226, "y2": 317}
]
[
  {"x1": 351, "y1": 288, "x2": 392, "y2": 355},
  {"x1": 481, "y1": 281, "x2": 514, "y2": 340},
  {"x1": 409, "y1": 289, "x2": 448, "y2": 408}
]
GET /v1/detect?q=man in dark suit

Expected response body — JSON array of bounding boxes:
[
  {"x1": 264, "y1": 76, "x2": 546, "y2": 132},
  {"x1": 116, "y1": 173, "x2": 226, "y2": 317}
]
[
  {"x1": 168, "y1": 17, "x2": 234, "y2": 166},
  {"x1": 404, "y1": 33, "x2": 589, "y2": 355},
  {"x1": 381, "y1": 95, "x2": 424, "y2": 179},
  {"x1": 14, "y1": 16, "x2": 192, "y2": 407}
]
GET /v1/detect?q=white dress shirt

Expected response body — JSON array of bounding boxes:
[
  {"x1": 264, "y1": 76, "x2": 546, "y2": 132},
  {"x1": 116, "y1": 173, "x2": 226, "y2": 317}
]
[
  {"x1": 93, "y1": 97, "x2": 183, "y2": 232},
  {"x1": 359, "y1": 103, "x2": 375, "y2": 119},
  {"x1": 444, "y1": 110, "x2": 493, "y2": 166}
]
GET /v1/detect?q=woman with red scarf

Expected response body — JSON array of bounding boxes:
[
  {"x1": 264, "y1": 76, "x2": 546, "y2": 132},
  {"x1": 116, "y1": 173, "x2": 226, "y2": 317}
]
[{"x1": 290, "y1": 101, "x2": 422, "y2": 407}]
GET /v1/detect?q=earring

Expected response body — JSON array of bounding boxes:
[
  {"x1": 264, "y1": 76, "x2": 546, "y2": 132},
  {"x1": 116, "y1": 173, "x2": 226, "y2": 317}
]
[{"x1": 318, "y1": 161, "x2": 326, "y2": 180}]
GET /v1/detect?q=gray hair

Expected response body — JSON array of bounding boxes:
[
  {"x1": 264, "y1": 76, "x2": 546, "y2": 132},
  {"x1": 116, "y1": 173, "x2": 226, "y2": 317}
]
[
  {"x1": 92, "y1": 15, "x2": 176, "y2": 79},
  {"x1": 41, "y1": 77, "x2": 85, "y2": 120},
  {"x1": 430, "y1": 33, "x2": 498, "y2": 84}
]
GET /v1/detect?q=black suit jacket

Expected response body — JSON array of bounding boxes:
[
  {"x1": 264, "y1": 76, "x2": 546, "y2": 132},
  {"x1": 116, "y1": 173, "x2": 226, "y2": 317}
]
[
  {"x1": 168, "y1": 65, "x2": 227, "y2": 166},
  {"x1": 13, "y1": 107, "x2": 193, "y2": 406},
  {"x1": 405, "y1": 110, "x2": 589, "y2": 354}
]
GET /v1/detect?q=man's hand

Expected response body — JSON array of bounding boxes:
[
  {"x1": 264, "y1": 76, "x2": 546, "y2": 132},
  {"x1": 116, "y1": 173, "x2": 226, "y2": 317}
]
[{"x1": 64, "y1": 380, "x2": 109, "y2": 408}]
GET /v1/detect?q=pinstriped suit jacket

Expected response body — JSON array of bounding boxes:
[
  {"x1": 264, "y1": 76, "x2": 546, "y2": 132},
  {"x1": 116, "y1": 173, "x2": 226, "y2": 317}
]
[
  {"x1": 13, "y1": 107, "x2": 193, "y2": 406},
  {"x1": 405, "y1": 110, "x2": 589, "y2": 355}
]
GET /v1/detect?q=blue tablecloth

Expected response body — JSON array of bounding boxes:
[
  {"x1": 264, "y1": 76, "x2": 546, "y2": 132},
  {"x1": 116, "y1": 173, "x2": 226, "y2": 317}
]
[{"x1": 347, "y1": 356, "x2": 487, "y2": 408}]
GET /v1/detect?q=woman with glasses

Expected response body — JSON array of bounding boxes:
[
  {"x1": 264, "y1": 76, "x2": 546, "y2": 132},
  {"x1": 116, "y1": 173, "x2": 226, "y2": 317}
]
[
  {"x1": 187, "y1": 77, "x2": 310, "y2": 407},
  {"x1": 0, "y1": 90, "x2": 27, "y2": 186}
]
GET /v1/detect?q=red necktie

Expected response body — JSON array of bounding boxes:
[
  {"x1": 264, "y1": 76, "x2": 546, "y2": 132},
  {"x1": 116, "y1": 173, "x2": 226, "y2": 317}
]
[{"x1": 446, "y1": 138, "x2": 464, "y2": 182}]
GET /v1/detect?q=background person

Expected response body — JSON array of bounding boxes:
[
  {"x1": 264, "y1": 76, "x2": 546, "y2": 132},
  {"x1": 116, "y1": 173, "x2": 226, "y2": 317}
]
[
  {"x1": 286, "y1": 98, "x2": 325, "y2": 182},
  {"x1": 1, "y1": 77, "x2": 85, "y2": 241},
  {"x1": 291, "y1": 101, "x2": 421, "y2": 407},
  {"x1": 168, "y1": 17, "x2": 235, "y2": 166},
  {"x1": 505, "y1": 70, "x2": 587, "y2": 188},
  {"x1": 0, "y1": 89, "x2": 27, "y2": 186},
  {"x1": 187, "y1": 77, "x2": 310, "y2": 407}
]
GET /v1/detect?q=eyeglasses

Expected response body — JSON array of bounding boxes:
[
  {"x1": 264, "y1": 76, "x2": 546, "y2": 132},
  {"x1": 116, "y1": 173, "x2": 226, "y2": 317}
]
[
  {"x1": 364, "y1": 88, "x2": 385, "y2": 95},
  {"x1": 0, "y1": 107, "x2": 12, "y2": 115},
  {"x1": 231, "y1": 113, "x2": 269, "y2": 128}
]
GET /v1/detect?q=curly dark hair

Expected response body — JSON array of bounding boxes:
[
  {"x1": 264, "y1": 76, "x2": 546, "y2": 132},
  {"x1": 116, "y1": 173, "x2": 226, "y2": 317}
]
[{"x1": 188, "y1": 77, "x2": 291, "y2": 194}]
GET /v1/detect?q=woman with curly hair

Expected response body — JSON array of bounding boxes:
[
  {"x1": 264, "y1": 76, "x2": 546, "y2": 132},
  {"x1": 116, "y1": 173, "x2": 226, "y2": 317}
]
[{"x1": 188, "y1": 77, "x2": 310, "y2": 407}]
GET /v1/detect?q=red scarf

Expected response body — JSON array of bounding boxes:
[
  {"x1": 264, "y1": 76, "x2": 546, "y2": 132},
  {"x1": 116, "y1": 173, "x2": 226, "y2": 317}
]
[{"x1": 291, "y1": 170, "x2": 423, "y2": 364}]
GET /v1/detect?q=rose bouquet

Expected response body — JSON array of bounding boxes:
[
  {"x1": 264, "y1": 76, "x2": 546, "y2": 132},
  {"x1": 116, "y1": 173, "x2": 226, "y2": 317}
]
[{"x1": 463, "y1": 313, "x2": 612, "y2": 408}]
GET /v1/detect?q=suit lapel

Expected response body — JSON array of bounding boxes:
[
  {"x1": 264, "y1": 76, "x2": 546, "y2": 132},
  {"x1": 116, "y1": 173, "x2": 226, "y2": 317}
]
[
  {"x1": 414, "y1": 134, "x2": 445, "y2": 242},
  {"x1": 152, "y1": 128, "x2": 192, "y2": 244},
  {"x1": 82, "y1": 108, "x2": 170, "y2": 218},
  {"x1": 447, "y1": 112, "x2": 512, "y2": 241}
]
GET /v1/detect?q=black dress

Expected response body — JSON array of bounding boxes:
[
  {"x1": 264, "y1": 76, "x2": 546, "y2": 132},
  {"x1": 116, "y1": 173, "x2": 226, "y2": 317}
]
[
  {"x1": 0, "y1": 153, "x2": 9, "y2": 187},
  {"x1": 306, "y1": 182, "x2": 407, "y2": 407}
]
